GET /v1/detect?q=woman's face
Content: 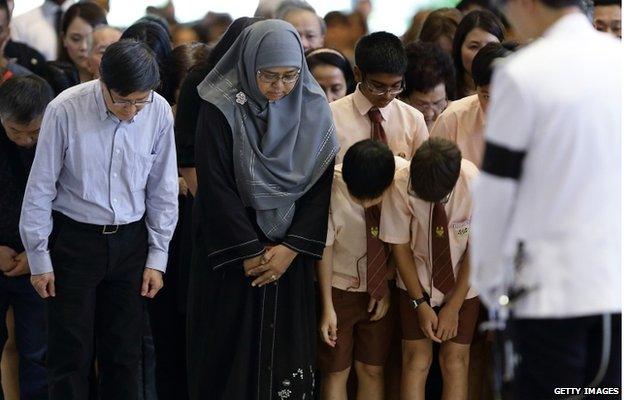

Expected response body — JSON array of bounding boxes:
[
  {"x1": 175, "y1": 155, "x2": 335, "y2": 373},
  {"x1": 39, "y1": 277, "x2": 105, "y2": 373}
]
[
  {"x1": 256, "y1": 66, "x2": 301, "y2": 102},
  {"x1": 406, "y1": 83, "x2": 448, "y2": 131},
  {"x1": 461, "y1": 27, "x2": 500, "y2": 74},
  {"x1": 311, "y1": 64, "x2": 347, "y2": 102},
  {"x1": 63, "y1": 16, "x2": 93, "y2": 72}
]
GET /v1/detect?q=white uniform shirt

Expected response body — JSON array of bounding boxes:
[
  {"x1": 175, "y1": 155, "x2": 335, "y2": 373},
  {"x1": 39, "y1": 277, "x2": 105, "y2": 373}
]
[
  {"x1": 329, "y1": 85, "x2": 429, "y2": 163},
  {"x1": 11, "y1": 0, "x2": 75, "y2": 61},
  {"x1": 470, "y1": 13, "x2": 621, "y2": 318},
  {"x1": 381, "y1": 157, "x2": 479, "y2": 307}
]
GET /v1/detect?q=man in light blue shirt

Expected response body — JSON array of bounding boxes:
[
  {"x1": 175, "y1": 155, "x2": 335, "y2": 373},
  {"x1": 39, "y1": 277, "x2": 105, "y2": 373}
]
[{"x1": 20, "y1": 39, "x2": 178, "y2": 400}]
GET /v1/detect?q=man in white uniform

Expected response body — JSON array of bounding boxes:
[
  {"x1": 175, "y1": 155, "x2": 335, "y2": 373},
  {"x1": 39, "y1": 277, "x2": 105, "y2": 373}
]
[{"x1": 469, "y1": 0, "x2": 621, "y2": 396}]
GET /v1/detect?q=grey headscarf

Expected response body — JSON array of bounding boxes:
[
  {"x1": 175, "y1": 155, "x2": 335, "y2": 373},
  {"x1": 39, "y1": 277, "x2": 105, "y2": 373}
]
[{"x1": 198, "y1": 19, "x2": 339, "y2": 241}]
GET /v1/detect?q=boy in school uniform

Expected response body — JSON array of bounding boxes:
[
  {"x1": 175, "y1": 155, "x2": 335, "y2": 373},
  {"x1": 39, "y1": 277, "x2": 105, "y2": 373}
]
[
  {"x1": 429, "y1": 42, "x2": 517, "y2": 400},
  {"x1": 430, "y1": 42, "x2": 517, "y2": 167},
  {"x1": 330, "y1": 31, "x2": 429, "y2": 162},
  {"x1": 317, "y1": 140, "x2": 397, "y2": 400},
  {"x1": 380, "y1": 138, "x2": 479, "y2": 400}
]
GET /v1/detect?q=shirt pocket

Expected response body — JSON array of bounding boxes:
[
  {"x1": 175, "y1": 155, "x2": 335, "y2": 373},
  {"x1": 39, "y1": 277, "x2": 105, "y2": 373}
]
[
  {"x1": 451, "y1": 220, "x2": 470, "y2": 243},
  {"x1": 131, "y1": 152, "x2": 156, "y2": 192}
]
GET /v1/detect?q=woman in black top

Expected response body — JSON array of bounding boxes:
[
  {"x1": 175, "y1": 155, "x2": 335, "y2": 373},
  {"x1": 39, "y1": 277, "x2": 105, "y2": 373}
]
[{"x1": 43, "y1": 1, "x2": 107, "y2": 95}]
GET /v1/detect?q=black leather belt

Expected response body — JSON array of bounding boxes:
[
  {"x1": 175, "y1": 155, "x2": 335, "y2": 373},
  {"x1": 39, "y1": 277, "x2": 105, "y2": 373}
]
[{"x1": 52, "y1": 211, "x2": 142, "y2": 235}]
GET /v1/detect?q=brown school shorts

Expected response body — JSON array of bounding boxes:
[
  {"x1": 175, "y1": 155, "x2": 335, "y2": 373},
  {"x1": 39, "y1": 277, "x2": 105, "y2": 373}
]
[
  {"x1": 398, "y1": 289, "x2": 480, "y2": 344},
  {"x1": 317, "y1": 288, "x2": 395, "y2": 373}
]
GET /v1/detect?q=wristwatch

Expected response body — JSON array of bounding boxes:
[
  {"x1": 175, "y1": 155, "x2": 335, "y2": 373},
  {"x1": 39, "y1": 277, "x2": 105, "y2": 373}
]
[{"x1": 411, "y1": 294, "x2": 429, "y2": 309}]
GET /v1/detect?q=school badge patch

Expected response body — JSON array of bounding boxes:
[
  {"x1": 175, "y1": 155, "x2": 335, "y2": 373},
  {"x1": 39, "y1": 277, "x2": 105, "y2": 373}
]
[
  {"x1": 370, "y1": 226, "x2": 379, "y2": 238},
  {"x1": 435, "y1": 226, "x2": 445, "y2": 238}
]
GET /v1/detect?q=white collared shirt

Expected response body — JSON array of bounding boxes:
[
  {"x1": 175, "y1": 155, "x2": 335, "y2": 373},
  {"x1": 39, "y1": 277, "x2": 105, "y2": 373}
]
[
  {"x1": 381, "y1": 158, "x2": 479, "y2": 307},
  {"x1": 470, "y1": 13, "x2": 621, "y2": 318},
  {"x1": 329, "y1": 85, "x2": 429, "y2": 162},
  {"x1": 11, "y1": 0, "x2": 75, "y2": 61}
]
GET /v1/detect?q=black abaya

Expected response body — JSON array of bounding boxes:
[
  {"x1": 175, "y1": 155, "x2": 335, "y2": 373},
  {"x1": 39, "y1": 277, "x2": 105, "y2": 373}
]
[{"x1": 187, "y1": 102, "x2": 334, "y2": 400}]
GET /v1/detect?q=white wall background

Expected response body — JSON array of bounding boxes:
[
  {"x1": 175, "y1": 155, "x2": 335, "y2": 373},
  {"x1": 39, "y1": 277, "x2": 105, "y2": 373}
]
[{"x1": 13, "y1": 0, "x2": 433, "y2": 36}]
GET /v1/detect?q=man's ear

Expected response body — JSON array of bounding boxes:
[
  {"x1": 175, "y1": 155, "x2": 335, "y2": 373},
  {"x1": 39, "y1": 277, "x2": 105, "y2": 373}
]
[{"x1": 353, "y1": 65, "x2": 362, "y2": 83}]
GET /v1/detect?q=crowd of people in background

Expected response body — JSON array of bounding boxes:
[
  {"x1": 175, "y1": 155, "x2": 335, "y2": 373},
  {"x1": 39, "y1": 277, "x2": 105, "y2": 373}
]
[{"x1": 0, "y1": 0, "x2": 620, "y2": 399}]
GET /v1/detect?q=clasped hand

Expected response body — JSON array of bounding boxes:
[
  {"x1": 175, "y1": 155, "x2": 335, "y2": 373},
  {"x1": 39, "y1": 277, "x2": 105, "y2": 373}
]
[{"x1": 244, "y1": 245, "x2": 297, "y2": 287}]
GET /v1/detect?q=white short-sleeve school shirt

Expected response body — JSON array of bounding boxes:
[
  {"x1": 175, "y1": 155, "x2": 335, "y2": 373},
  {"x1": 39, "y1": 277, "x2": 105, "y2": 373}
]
[
  {"x1": 330, "y1": 86, "x2": 429, "y2": 163},
  {"x1": 430, "y1": 94, "x2": 485, "y2": 167},
  {"x1": 326, "y1": 161, "x2": 402, "y2": 292},
  {"x1": 380, "y1": 158, "x2": 479, "y2": 307}
]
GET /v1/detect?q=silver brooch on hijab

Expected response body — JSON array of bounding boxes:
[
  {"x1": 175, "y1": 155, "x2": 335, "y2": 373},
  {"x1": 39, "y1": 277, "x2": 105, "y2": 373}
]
[{"x1": 236, "y1": 92, "x2": 247, "y2": 105}]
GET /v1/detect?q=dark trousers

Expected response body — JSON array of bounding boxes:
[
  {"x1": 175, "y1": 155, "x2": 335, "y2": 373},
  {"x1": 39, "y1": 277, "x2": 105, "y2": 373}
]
[
  {"x1": 139, "y1": 306, "x2": 158, "y2": 400},
  {"x1": 511, "y1": 313, "x2": 622, "y2": 400},
  {"x1": 0, "y1": 275, "x2": 47, "y2": 400},
  {"x1": 48, "y1": 213, "x2": 147, "y2": 400},
  {"x1": 147, "y1": 284, "x2": 187, "y2": 400}
]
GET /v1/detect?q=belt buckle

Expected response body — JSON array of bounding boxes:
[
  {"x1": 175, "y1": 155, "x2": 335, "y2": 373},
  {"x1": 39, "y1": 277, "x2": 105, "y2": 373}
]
[{"x1": 102, "y1": 225, "x2": 119, "y2": 235}]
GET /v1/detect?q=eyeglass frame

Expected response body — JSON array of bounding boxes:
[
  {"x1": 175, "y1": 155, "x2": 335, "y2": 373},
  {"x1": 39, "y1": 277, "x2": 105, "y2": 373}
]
[
  {"x1": 256, "y1": 68, "x2": 302, "y2": 85},
  {"x1": 361, "y1": 74, "x2": 405, "y2": 96},
  {"x1": 411, "y1": 97, "x2": 448, "y2": 114},
  {"x1": 106, "y1": 86, "x2": 154, "y2": 106}
]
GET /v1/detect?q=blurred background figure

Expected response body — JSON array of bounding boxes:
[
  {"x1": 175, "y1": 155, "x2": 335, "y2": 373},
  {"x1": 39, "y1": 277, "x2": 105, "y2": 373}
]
[
  {"x1": 121, "y1": 20, "x2": 175, "y2": 104},
  {"x1": 277, "y1": 0, "x2": 325, "y2": 51},
  {"x1": 86, "y1": 24, "x2": 121, "y2": 78},
  {"x1": 146, "y1": 0, "x2": 176, "y2": 26},
  {"x1": 1, "y1": 0, "x2": 47, "y2": 76},
  {"x1": 305, "y1": 47, "x2": 355, "y2": 102},
  {"x1": 593, "y1": 0, "x2": 621, "y2": 38},
  {"x1": 0, "y1": 1, "x2": 32, "y2": 78},
  {"x1": 402, "y1": 41, "x2": 455, "y2": 131},
  {"x1": 10, "y1": 0, "x2": 74, "y2": 61},
  {"x1": 419, "y1": 9, "x2": 463, "y2": 54},
  {"x1": 199, "y1": 11, "x2": 233, "y2": 45},
  {"x1": 452, "y1": 10, "x2": 504, "y2": 99},
  {"x1": 171, "y1": 24, "x2": 199, "y2": 47},
  {"x1": 254, "y1": 0, "x2": 283, "y2": 18},
  {"x1": 402, "y1": 9, "x2": 432, "y2": 44},
  {"x1": 88, "y1": 0, "x2": 109, "y2": 13},
  {"x1": 41, "y1": 1, "x2": 108, "y2": 95}
]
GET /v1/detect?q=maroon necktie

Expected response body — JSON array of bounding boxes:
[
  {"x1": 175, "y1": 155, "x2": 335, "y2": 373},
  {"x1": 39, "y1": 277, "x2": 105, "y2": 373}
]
[
  {"x1": 365, "y1": 205, "x2": 389, "y2": 301},
  {"x1": 431, "y1": 202, "x2": 455, "y2": 294},
  {"x1": 367, "y1": 108, "x2": 388, "y2": 143}
]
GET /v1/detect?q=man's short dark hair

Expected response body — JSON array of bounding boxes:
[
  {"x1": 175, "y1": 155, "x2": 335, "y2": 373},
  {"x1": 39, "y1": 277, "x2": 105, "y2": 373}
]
[
  {"x1": 409, "y1": 138, "x2": 462, "y2": 203},
  {"x1": 355, "y1": 32, "x2": 407, "y2": 75},
  {"x1": 472, "y1": 41, "x2": 518, "y2": 87},
  {"x1": 343, "y1": 140, "x2": 396, "y2": 201},
  {"x1": 404, "y1": 41, "x2": 456, "y2": 99},
  {"x1": 100, "y1": 39, "x2": 160, "y2": 96},
  {"x1": 0, "y1": 75, "x2": 54, "y2": 124}
]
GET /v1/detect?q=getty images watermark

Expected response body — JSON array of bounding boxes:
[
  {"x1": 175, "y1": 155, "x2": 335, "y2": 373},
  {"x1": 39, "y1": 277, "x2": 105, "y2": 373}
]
[{"x1": 554, "y1": 387, "x2": 621, "y2": 396}]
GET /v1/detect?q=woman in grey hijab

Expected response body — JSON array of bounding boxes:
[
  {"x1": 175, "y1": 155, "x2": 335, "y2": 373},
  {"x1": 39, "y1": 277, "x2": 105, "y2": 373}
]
[{"x1": 187, "y1": 19, "x2": 338, "y2": 400}]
